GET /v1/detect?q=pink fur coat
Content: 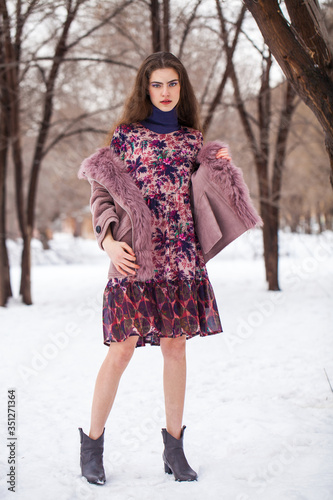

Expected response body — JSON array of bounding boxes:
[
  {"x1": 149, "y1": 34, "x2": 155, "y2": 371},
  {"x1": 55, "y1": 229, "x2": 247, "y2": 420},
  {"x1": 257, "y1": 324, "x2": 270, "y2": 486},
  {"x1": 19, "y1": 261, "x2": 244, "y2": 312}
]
[{"x1": 78, "y1": 141, "x2": 262, "y2": 281}]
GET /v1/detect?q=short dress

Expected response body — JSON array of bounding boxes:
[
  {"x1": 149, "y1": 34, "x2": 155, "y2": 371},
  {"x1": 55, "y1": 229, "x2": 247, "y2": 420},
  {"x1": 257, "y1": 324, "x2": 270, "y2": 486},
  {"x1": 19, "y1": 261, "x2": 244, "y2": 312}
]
[{"x1": 102, "y1": 123, "x2": 222, "y2": 347}]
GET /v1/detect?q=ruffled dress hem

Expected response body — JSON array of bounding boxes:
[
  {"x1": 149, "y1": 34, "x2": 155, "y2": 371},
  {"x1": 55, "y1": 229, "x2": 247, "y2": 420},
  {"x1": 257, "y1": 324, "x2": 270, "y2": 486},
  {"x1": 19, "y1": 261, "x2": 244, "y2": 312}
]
[
  {"x1": 102, "y1": 277, "x2": 222, "y2": 348},
  {"x1": 105, "y1": 329, "x2": 222, "y2": 348}
]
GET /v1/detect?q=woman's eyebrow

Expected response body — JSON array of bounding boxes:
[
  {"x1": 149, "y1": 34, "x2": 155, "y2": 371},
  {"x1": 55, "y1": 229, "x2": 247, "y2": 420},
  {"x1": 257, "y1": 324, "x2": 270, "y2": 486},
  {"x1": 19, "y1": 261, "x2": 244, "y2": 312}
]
[{"x1": 150, "y1": 79, "x2": 179, "y2": 84}]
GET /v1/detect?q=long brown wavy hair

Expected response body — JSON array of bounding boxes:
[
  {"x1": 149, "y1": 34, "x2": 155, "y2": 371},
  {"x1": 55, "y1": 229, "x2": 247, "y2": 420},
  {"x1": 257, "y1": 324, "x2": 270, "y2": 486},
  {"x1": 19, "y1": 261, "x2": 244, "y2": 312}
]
[{"x1": 106, "y1": 52, "x2": 202, "y2": 144}]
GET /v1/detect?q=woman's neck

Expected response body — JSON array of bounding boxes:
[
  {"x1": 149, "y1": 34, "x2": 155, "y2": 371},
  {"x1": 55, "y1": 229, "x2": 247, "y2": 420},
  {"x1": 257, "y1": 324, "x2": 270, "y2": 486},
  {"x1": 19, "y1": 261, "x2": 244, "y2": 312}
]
[{"x1": 140, "y1": 105, "x2": 180, "y2": 134}]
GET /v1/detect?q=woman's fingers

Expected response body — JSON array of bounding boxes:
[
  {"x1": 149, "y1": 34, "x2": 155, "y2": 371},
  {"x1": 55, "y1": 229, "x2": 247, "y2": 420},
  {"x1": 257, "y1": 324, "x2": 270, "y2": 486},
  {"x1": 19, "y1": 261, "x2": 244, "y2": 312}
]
[
  {"x1": 119, "y1": 248, "x2": 140, "y2": 268},
  {"x1": 104, "y1": 240, "x2": 140, "y2": 275},
  {"x1": 118, "y1": 261, "x2": 138, "y2": 275},
  {"x1": 114, "y1": 264, "x2": 128, "y2": 276},
  {"x1": 115, "y1": 259, "x2": 137, "y2": 276},
  {"x1": 120, "y1": 242, "x2": 136, "y2": 256},
  {"x1": 216, "y1": 147, "x2": 231, "y2": 160},
  {"x1": 111, "y1": 242, "x2": 140, "y2": 275}
]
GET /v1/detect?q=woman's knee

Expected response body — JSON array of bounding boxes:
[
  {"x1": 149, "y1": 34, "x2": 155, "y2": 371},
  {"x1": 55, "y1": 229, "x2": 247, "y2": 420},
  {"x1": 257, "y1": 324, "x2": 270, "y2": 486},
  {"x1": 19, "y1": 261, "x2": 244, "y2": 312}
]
[
  {"x1": 107, "y1": 335, "x2": 137, "y2": 369},
  {"x1": 160, "y1": 336, "x2": 186, "y2": 362}
]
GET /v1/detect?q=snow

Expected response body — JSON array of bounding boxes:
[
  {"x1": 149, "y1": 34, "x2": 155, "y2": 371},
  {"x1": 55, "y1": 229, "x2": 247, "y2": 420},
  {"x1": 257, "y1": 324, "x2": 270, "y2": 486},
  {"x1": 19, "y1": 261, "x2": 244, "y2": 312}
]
[{"x1": 1, "y1": 230, "x2": 332, "y2": 500}]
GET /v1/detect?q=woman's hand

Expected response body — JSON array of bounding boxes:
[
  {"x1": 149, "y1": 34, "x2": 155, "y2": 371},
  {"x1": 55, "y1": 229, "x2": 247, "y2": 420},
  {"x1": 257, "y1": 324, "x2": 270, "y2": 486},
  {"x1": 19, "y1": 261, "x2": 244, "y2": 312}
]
[
  {"x1": 216, "y1": 147, "x2": 231, "y2": 161},
  {"x1": 102, "y1": 229, "x2": 140, "y2": 276}
]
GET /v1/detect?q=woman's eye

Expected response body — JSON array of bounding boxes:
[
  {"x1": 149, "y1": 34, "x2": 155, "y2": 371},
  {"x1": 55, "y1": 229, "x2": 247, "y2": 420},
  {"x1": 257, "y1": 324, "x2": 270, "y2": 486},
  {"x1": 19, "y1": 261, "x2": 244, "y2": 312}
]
[
  {"x1": 151, "y1": 84, "x2": 161, "y2": 88},
  {"x1": 169, "y1": 82, "x2": 178, "y2": 87}
]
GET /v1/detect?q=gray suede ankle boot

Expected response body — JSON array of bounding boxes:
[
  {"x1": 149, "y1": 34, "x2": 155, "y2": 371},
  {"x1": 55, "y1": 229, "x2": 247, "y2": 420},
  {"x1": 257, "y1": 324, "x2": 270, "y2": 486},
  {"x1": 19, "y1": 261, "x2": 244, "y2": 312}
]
[
  {"x1": 161, "y1": 425, "x2": 198, "y2": 481},
  {"x1": 79, "y1": 428, "x2": 106, "y2": 485}
]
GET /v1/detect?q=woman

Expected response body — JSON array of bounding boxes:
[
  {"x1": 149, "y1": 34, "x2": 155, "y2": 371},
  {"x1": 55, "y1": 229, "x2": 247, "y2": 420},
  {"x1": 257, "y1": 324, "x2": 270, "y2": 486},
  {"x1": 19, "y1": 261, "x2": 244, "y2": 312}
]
[{"x1": 78, "y1": 52, "x2": 261, "y2": 485}]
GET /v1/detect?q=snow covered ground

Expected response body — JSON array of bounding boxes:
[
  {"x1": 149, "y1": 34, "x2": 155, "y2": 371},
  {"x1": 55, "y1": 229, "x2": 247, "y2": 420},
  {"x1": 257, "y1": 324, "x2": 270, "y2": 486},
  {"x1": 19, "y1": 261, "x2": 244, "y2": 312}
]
[{"x1": 0, "y1": 229, "x2": 332, "y2": 500}]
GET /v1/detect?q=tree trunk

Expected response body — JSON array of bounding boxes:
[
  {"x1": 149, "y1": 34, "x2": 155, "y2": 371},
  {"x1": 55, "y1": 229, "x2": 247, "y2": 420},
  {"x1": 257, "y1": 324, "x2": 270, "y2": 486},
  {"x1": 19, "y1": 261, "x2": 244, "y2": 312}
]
[
  {"x1": 262, "y1": 205, "x2": 280, "y2": 291},
  {"x1": 0, "y1": 16, "x2": 12, "y2": 307},
  {"x1": 316, "y1": 210, "x2": 324, "y2": 234},
  {"x1": 268, "y1": 81, "x2": 297, "y2": 289},
  {"x1": 325, "y1": 212, "x2": 333, "y2": 230},
  {"x1": 243, "y1": 0, "x2": 333, "y2": 185},
  {"x1": 162, "y1": 0, "x2": 170, "y2": 52},
  {"x1": 150, "y1": 0, "x2": 161, "y2": 52},
  {"x1": 1, "y1": 0, "x2": 29, "y2": 302},
  {"x1": 0, "y1": 135, "x2": 12, "y2": 307},
  {"x1": 304, "y1": 211, "x2": 312, "y2": 234},
  {"x1": 256, "y1": 162, "x2": 277, "y2": 289},
  {"x1": 20, "y1": 228, "x2": 32, "y2": 305}
]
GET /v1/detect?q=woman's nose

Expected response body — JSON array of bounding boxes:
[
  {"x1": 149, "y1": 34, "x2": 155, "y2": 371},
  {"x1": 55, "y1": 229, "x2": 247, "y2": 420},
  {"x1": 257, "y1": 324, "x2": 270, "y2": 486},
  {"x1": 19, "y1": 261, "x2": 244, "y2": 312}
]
[{"x1": 162, "y1": 85, "x2": 169, "y2": 96}]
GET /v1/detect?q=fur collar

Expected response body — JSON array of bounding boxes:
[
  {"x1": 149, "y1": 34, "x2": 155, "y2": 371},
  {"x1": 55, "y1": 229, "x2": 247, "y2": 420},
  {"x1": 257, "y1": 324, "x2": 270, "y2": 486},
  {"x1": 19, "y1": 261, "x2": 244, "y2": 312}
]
[
  {"x1": 79, "y1": 147, "x2": 154, "y2": 280},
  {"x1": 198, "y1": 141, "x2": 262, "y2": 228}
]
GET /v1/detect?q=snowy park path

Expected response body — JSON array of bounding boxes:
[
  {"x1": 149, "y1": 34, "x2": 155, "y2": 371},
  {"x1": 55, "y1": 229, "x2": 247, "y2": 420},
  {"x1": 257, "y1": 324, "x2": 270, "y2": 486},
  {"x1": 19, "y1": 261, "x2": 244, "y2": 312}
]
[{"x1": 1, "y1": 230, "x2": 332, "y2": 500}]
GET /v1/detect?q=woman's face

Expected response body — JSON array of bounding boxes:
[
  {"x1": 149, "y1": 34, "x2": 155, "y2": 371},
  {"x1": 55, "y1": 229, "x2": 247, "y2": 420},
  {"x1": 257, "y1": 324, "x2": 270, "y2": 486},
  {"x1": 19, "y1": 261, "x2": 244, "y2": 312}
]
[{"x1": 148, "y1": 67, "x2": 180, "y2": 112}]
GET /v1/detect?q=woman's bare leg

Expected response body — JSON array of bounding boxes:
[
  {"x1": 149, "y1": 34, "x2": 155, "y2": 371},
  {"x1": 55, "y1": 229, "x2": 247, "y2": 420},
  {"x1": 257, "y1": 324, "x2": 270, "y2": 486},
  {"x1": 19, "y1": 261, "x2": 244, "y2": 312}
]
[
  {"x1": 160, "y1": 336, "x2": 187, "y2": 439},
  {"x1": 89, "y1": 335, "x2": 138, "y2": 439}
]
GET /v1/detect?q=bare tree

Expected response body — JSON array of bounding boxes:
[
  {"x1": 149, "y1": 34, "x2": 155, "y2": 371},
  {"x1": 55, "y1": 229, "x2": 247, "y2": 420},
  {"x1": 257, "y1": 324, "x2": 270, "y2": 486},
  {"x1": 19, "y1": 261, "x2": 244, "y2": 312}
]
[
  {"x1": 243, "y1": 0, "x2": 333, "y2": 186},
  {"x1": 213, "y1": 2, "x2": 297, "y2": 290},
  {"x1": 0, "y1": 0, "x2": 135, "y2": 305},
  {"x1": 233, "y1": 59, "x2": 297, "y2": 290}
]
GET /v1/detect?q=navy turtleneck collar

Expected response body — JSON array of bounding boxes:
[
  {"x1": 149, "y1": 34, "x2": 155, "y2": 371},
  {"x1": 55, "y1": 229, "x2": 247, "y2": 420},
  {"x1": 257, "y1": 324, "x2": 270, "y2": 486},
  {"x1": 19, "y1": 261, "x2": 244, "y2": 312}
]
[{"x1": 141, "y1": 105, "x2": 180, "y2": 134}]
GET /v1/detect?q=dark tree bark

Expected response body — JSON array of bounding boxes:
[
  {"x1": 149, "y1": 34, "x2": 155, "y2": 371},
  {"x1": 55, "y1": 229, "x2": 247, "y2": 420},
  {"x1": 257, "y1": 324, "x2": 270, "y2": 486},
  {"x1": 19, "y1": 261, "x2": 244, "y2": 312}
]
[
  {"x1": 268, "y1": 81, "x2": 297, "y2": 285},
  {"x1": 162, "y1": 0, "x2": 170, "y2": 52},
  {"x1": 150, "y1": 0, "x2": 170, "y2": 52},
  {"x1": 0, "y1": 1, "x2": 19, "y2": 306},
  {"x1": 150, "y1": 0, "x2": 161, "y2": 52},
  {"x1": 0, "y1": 36, "x2": 12, "y2": 306},
  {"x1": 243, "y1": 0, "x2": 333, "y2": 186}
]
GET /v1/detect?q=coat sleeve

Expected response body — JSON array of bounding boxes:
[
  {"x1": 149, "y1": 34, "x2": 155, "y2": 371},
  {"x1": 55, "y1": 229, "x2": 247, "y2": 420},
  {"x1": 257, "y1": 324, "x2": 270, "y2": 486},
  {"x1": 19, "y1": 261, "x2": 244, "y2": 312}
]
[
  {"x1": 192, "y1": 141, "x2": 263, "y2": 262},
  {"x1": 90, "y1": 180, "x2": 119, "y2": 250}
]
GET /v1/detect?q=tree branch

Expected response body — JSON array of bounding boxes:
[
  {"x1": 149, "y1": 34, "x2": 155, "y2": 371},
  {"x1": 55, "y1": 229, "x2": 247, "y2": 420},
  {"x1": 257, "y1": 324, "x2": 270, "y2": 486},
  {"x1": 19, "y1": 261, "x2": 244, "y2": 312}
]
[
  {"x1": 43, "y1": 103, "x2": 123, "y2": 154},
  {"x1": 285, "y1": 0, "x2": 332, "y2": 73},
  {"x1": 42, "y1": 127, "x2": 108, "y2": 158},
  {"x1": 66, "y1": 0, "x2": 135, "y2": 51},
  {"x1": 202, "y1": 1, "x2": 246, "y2": 134},
  {"x1": 177, "y1": 0, "x2": 203, "y2": 59},
  {"x1": 32, "y1": 56, "x2": 138, "y2": 71}
]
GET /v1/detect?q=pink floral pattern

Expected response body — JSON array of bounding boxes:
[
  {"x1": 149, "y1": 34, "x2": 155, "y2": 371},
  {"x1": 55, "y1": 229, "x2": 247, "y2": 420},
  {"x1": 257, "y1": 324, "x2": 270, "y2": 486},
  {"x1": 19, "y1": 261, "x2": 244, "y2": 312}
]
[{"x1": 103, "y1": 123, "x2": 222, "y2": 346}]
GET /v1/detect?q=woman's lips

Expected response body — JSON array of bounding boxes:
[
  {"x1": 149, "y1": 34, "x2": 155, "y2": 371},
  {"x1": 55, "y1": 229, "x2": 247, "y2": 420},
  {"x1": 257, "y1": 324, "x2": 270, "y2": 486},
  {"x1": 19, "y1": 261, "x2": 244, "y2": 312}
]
[{"x1": 160, "y1": 100, "x2": 171, "y2": 105}]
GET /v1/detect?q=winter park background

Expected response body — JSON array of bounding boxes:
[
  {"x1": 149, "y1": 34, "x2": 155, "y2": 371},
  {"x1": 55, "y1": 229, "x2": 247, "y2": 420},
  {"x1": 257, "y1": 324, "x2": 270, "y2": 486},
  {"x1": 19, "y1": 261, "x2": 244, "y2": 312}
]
[
  {"x1": 0, "y1": 228, "x2": 332, "y2": 500},
  {"x1": 1, "y1": 0, "x2": 333, "y2": 499}
]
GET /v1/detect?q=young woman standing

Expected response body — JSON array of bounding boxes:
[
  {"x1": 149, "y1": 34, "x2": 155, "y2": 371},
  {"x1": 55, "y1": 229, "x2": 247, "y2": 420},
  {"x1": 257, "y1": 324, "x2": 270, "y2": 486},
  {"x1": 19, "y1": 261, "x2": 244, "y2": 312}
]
[{"x1": 78, "y1": 52, "x2": 261, "y2": 485}]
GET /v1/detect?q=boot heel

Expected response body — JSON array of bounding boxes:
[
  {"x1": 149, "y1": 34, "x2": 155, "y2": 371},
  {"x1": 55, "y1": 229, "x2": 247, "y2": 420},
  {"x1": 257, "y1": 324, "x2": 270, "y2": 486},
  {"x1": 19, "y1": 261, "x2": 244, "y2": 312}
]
[
  {"x1": 161, "y1": 426, "x2": 198, "y2": 481},
  {"x1": 164, "y1": 462, "x2": 172, "y2": 474}
]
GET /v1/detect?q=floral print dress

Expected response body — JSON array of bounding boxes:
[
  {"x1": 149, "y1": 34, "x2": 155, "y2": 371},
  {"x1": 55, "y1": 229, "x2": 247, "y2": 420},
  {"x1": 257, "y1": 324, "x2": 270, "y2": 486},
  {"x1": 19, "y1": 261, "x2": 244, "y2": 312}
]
[{"x1": 103, "y1": 123, "x2": 222, "y2": 347}]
